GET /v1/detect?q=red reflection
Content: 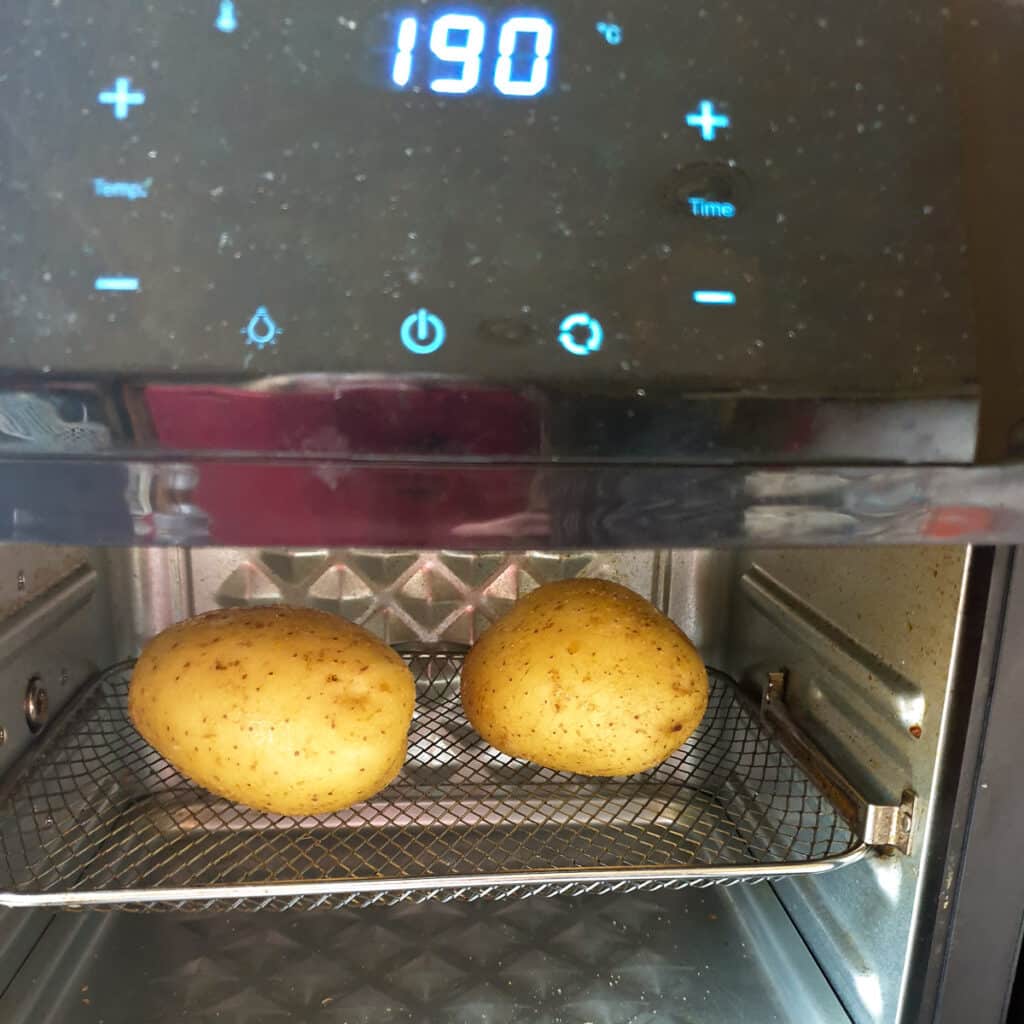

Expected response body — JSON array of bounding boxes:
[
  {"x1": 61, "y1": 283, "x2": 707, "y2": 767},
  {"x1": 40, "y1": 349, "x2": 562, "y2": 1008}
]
[
  {"x1": 923, "y1": 505, "x2": 994, "y2": 539},
  {"x1": 145, "y1": 382, "x2": 545, "y2": 545}
]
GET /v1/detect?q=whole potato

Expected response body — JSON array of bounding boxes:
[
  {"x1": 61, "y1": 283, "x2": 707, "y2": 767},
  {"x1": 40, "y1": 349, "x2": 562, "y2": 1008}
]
[
  {"x1": 129, "y1": 606, "x2": 415, "y2": 816},
  {"x1": 461, "y1": 579, "x2": 708, "y2": 776}
]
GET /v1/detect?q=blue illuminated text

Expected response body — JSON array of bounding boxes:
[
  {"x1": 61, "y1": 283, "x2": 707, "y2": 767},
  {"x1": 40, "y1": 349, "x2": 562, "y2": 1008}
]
[
  {"x1": 391, "y1": 11, "x2": 554, "y2": 97},
  {"x1": 688, "y1": 197, "x2": 735, "y2": 218},
  {"x1": 93, "y1": 177, "x2": 152, "y2": 200}
]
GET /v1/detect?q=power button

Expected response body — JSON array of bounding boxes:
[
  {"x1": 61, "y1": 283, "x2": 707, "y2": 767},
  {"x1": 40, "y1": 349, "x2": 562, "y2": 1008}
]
[{"x1": 400, "y1": 308, "x2": 447, "y2": 355}]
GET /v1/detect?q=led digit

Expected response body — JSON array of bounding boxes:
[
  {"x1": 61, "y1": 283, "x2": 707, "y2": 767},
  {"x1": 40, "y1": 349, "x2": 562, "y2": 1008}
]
[
  {"x1": 429, "y1": 13, "x2": 486, "y2": 95},
  {"x1": 493, "y1": 16, "x2": 553, "y2": 97},
  {"x1": 391, "y1": 17, "x2": 419, "y2": 88}
]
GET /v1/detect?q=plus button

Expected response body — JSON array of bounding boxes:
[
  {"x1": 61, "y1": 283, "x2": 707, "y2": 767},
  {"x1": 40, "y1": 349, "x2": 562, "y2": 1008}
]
[
  {"x1": 98, "y1": 77, "x2": 146, "y2": 120},
  {"x1": 685, "y1": 100, "x2": 730, "y2": 141}
]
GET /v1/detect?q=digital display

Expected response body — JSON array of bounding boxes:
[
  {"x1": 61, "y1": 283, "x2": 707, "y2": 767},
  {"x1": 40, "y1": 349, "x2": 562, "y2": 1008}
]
[
  {"x1": 390, "y1": 12, "x2": 554, "y2": 97},
  {"x1": 0, "y1": 1, "x2": 973, "y2": 389}
]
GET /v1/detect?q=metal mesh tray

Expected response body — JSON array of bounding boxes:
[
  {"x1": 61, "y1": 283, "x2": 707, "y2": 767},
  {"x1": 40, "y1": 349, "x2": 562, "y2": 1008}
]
[{"x1": 0, "y1": 650, "x2": 864, "y2": 911}]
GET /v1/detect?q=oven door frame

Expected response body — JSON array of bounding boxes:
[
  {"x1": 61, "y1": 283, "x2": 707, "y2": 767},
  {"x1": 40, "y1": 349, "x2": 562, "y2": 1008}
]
[{"x1": 907, "y1": 547, "x2": 1024, "y2": 1023}]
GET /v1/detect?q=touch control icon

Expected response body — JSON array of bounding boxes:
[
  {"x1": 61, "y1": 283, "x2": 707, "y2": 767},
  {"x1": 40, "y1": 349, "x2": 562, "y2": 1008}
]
[
  {"x1": 94, "y1": 276, "x2": 139, "y2": 292},
  {"x1": 685, "y1": 100, "x2": 729, "y2": 141},
  {"x1": 98, "y1": 77, "x2": 146, "y2": 120},
  {"x1": 242, "y1": 306, "x2": 281, "y2": 347},
  {"x1": 400, "y1": 308, "x2": 446, "y2": 354},
  {"x1": 558, "y1": 313, "x2": 603, "y2": 357},
  {"x1": 692, "y1": 290, "x2": 737, "y2": 306},
  {"x1": 216, "y1": 0, "x2": 238, "y2": 33}
]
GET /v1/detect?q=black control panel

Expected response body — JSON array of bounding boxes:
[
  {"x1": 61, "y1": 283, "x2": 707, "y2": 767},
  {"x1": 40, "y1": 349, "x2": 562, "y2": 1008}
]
[{"x1": 0, "y1": 1, "x2": 973, "y2": 389}]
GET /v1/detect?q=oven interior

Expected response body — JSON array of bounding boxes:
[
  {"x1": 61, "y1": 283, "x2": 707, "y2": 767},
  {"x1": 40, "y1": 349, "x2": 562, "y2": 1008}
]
[{"x1": 0, "y1": 542, "x2": 979, "y2": 1024}]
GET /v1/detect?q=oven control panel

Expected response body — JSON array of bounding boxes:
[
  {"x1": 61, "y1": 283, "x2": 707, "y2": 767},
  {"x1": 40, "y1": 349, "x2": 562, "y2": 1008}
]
[{"x1": 0, "y1": 1, "x2": 972, "y2": 389}]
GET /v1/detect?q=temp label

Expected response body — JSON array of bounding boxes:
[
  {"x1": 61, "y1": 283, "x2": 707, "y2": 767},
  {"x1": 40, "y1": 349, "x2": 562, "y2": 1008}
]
[{"x1": 92, "y1": 177, "x2": 152, "y2": 200}]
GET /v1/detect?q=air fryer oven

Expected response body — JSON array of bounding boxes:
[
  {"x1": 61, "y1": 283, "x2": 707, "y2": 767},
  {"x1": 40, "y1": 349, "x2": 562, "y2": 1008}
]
[{"x1": 3, "y1": 0, "x2": 1024, "y2": 1022}]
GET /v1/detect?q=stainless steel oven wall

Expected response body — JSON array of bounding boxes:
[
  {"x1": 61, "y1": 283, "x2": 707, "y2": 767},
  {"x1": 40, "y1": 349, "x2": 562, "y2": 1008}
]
[
  {"x1": 109, "y1": 548, "x2": 735, "y2": 660},
  {"x1": 0, "y1": 544, "x2": 115, "y2": 999},
  {"x1": 722, "y1": 546, "x2": 970, "y2": 1024},
  {"x1": 189, "y1": 549, "x2": 664, "y2": 645},
  {"x1": 0, "y1": 544, "x2": 114, "y2": 786}
]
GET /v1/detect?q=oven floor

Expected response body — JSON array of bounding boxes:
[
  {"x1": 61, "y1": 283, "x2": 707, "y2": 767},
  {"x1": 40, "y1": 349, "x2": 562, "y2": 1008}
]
[{"x1": 2, "y1": 886, "x2": 848, "y2": 1024}]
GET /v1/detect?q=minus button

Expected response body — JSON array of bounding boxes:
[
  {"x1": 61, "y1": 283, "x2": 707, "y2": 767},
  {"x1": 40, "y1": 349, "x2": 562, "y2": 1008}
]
[
  {"x1": 693, "y1": 290, "x2": 736, "y2": 306},
  {"x1": 94, "y1": 276, "x2": 140, "y2": 292}
]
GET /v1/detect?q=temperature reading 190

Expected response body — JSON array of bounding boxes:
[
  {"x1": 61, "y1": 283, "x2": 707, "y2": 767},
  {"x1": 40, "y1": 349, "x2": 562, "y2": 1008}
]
[{"x1": 390, "y1": 11, "x2": 555, "y2": 97}]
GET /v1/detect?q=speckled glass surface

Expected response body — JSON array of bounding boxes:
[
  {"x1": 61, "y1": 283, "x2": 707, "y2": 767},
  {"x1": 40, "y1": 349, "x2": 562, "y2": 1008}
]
[{"x1": 0, "y1": 1, "x2": 970, "y2": 389}]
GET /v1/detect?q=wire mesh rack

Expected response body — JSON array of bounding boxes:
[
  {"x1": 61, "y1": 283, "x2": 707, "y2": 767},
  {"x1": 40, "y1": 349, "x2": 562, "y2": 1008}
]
[{"x1": 0, "y1": 649, "x2": 864, "y2": 911}]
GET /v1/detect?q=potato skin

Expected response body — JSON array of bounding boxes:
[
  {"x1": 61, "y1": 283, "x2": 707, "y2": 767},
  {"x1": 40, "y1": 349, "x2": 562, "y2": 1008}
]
[
  {"x1": 129, "y1": 606, "x2": 415, "y2": 816},
  {"x1": 461, "y1": 579, "x2": 708, "y2": 776}
]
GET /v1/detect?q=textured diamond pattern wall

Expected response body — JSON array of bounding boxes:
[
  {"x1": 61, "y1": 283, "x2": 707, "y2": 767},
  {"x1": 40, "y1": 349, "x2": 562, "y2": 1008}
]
[
  {"x1": 190, "y1": 550, "x2": 658, "y2": 644},
  {"x1": 30, "y1": 888, "x2": 846, "y2": 1023}
]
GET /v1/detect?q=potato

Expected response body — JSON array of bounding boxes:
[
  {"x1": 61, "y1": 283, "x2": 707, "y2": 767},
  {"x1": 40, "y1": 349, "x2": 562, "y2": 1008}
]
[
  {"x1": 461, "y1": 579, "x2": 708, "y2": 776},
  {"x1": 129, "y1": 606, "x2": 415, "y2": 816}
]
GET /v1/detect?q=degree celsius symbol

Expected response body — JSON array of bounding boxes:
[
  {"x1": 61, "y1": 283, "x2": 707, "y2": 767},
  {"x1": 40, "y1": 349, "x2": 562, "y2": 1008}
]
[{"x1": 596, "y1": 21, "x2": 622, "y2": 45}]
